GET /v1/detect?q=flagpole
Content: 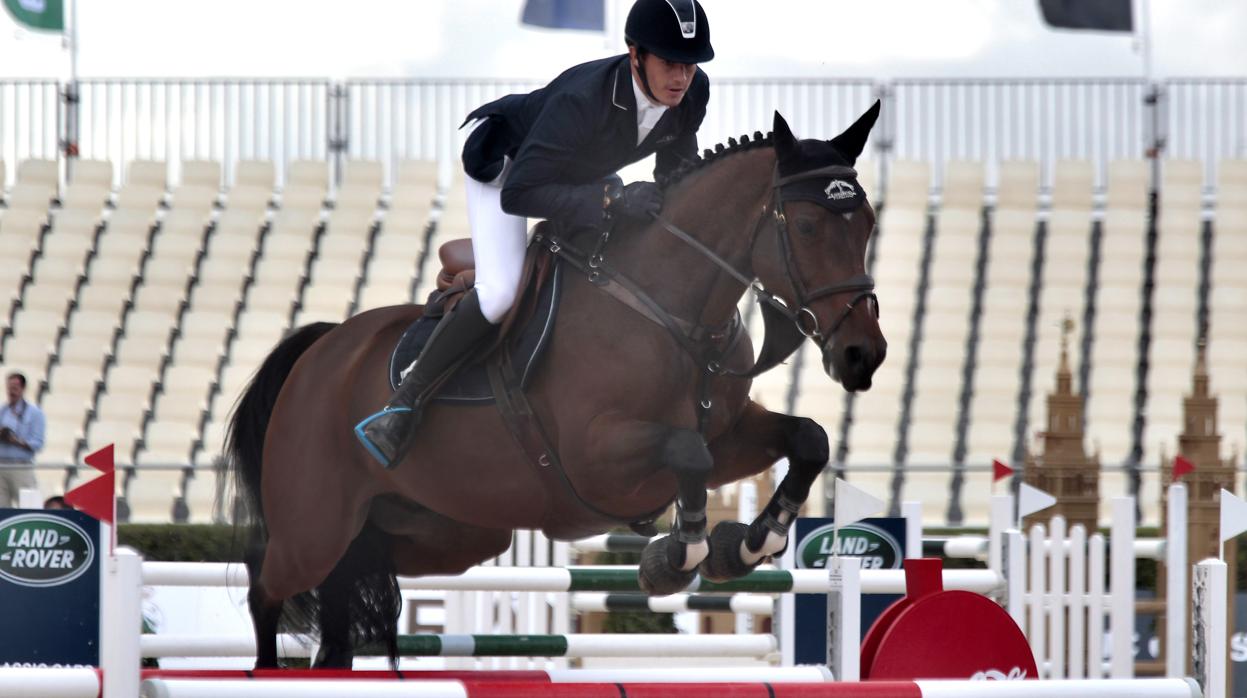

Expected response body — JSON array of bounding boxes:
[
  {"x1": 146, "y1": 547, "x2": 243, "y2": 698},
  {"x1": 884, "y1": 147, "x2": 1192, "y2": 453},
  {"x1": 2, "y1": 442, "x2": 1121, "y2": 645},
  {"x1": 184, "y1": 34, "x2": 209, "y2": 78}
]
[{"x1": 63, "y1": 0, "x2": 79, "y2": 177}]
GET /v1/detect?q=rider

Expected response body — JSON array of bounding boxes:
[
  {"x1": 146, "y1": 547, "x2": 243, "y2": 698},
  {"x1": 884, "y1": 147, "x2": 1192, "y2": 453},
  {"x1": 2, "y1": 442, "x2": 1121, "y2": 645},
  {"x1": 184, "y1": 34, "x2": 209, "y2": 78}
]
[{"x1": 355, "y1": 0, "x2": 715, "y2": 468}]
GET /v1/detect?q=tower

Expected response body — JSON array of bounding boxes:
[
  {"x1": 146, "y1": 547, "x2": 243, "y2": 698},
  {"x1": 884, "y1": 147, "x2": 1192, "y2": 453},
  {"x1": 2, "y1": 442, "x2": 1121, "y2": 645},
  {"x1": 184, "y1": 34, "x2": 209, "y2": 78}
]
[
  {"x1": 1155, "y1": 340, "x2": 1238, "y2": 674},
  {"x1": 1023, "y1": 316, "x2": 1100, "y2": 531}
]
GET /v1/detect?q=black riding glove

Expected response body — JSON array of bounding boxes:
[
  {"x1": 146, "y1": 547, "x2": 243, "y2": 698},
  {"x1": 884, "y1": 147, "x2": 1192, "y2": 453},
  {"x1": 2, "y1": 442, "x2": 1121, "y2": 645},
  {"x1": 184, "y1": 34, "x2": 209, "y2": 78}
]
[{"x1": 605, "y1": 180, "x2": 664, "y2": 222}]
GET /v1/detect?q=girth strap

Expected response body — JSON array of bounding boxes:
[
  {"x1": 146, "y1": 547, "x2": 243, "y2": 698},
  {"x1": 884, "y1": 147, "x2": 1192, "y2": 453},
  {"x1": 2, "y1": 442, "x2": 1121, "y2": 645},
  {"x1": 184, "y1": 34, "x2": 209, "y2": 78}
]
[{"x1": 486, "y1": 349, "x2": 668, "y2": 527}]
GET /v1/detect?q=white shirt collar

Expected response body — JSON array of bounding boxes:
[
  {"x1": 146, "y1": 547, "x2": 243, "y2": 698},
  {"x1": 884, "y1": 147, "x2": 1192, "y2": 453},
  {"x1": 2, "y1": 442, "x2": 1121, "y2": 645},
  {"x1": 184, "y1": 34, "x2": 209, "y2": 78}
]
[{"x1": 631, "y1": 71, "x2": 668, "y2": 145}]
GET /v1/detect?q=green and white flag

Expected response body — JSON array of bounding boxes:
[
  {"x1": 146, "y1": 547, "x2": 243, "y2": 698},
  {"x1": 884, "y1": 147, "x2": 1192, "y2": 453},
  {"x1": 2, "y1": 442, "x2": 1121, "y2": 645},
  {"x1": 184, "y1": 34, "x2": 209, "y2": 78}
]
[{"x1": 3, "y1": 0, "x2": 64, "y2": 32}]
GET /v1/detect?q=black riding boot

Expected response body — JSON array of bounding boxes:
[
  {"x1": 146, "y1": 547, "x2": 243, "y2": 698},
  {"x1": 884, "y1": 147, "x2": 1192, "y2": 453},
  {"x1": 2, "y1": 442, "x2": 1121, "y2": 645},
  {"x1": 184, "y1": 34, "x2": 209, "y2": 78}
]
[{"x1": 354, "y1": 289, "x2": 494, "y2": 468}]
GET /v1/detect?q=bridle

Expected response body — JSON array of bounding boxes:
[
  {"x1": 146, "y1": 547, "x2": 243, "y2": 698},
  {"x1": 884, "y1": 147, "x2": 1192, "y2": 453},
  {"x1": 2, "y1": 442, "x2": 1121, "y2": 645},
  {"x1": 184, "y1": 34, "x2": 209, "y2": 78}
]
[{"x1": 650, "y1": 162, "x2": 881, "y2": 367}]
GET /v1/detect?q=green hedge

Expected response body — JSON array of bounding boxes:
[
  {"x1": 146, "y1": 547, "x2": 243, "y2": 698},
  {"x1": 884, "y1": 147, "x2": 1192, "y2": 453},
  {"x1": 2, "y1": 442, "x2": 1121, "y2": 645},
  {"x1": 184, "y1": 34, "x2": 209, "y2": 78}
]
[{"x1": 119, "y1": 524, "x2": 244, "y2": 562}]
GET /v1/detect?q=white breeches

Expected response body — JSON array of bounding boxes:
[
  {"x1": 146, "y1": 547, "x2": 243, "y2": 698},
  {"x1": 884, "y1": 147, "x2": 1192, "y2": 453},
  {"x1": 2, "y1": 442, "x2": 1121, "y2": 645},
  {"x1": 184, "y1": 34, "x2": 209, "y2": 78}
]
[{"x1": 465, "y1": 160, "x2": 528, "y2": 324}]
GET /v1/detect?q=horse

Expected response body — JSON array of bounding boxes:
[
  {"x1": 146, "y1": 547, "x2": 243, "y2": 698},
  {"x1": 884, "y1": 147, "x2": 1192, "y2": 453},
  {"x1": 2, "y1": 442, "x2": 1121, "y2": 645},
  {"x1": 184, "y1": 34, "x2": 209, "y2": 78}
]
[{"x1": 224, "y1": 104, "x2": 887, "y2": 668}]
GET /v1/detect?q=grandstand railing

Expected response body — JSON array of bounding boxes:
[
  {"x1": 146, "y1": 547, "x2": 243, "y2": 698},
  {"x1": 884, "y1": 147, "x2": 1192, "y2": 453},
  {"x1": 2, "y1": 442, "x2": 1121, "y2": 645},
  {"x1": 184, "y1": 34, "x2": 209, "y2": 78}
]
[{"x1": 1, "y1": 77, "x2": 1243, "y2": 194}]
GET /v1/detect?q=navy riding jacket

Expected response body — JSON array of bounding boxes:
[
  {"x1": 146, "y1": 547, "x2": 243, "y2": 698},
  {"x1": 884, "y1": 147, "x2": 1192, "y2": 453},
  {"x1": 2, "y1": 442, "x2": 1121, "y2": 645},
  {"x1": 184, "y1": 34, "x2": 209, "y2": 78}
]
[{"x1": 461, "y1": 54, "x2": 709, "y2": 230}]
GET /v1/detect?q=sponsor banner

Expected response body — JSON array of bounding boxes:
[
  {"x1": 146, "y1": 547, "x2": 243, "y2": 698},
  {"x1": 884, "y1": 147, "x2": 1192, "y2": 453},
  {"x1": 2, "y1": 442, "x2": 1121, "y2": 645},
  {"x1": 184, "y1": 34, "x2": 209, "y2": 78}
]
[
  {"x1": 0, "y1": 508, "x2": 100, "y2": 666},
  {"x1": 793, "y1": 517, "x2": 906, "y2": 666}
]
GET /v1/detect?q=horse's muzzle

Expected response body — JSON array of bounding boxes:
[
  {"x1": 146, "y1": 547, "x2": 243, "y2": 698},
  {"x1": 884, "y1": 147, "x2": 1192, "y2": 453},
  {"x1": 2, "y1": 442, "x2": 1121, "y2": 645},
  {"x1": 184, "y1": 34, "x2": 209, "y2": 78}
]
[{"x1": 823, "y1": 339, "x2": 886, "y2": 392}]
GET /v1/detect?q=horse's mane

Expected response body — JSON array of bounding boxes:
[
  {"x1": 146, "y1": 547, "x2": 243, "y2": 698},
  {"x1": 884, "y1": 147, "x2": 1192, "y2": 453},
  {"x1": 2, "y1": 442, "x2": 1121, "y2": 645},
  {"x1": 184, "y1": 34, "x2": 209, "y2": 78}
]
[{"x1": 656, "y1": 131, "x2": 774, "y2": 192}]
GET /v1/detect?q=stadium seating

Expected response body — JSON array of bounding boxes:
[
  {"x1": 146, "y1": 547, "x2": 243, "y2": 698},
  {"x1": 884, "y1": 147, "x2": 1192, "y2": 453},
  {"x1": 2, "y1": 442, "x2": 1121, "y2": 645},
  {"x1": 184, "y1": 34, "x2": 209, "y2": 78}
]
[
  {"x1": 3, "y1": 149, "x2": 1240, "y2": 525},
  {"x1": 965, "y1": 160, "x2": 1040, "y2": 471},
  {"x1": 843, "y1": 159, "x2": 931, "y2": 501},
  {"x1": 1209, "y1": 160, "x2": 1247, "y2": 462}
]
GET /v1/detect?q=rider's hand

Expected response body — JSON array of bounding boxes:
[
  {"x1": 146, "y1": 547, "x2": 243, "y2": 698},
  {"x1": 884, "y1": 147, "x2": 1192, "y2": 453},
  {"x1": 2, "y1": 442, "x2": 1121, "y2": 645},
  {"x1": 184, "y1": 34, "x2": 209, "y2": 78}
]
[{"x1": 606, "y1": 181, "x2": 663, "y2": 222}]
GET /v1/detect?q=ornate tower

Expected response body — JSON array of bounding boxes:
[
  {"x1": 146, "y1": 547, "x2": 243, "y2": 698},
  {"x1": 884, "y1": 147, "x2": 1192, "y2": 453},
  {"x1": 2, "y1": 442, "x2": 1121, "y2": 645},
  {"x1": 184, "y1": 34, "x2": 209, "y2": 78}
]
[
  {"x1": 1155, "y1": 340, "x2": 1239, "y2": 675},
  {"x1": 1162, "y1": 341, "x2": 1239, "y2": 561},
  {"x1": 1024, "y1": 317, "x2": 1101, "y2": 531}
]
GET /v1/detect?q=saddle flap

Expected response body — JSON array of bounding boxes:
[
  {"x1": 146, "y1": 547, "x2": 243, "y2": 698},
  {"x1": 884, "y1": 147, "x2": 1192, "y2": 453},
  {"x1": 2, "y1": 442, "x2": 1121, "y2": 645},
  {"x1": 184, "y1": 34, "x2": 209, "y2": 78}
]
[{"x1": 392, "y1": 237, "x2": 561, "y2": 401}]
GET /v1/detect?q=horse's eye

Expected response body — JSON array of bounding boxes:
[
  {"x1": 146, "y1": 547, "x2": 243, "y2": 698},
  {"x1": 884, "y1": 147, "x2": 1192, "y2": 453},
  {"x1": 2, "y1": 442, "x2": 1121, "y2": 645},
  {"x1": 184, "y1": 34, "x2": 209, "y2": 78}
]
[{"x1": 795, "y1": 219, "x2": 816, "y2": 236}]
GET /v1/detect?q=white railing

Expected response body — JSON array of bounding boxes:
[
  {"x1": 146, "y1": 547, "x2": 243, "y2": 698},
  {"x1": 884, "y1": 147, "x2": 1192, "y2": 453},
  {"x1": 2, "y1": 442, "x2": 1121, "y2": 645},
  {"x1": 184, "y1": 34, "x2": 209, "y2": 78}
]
[{"x1": 2, "y1": 77, "x2": 1244, "y2": 193}]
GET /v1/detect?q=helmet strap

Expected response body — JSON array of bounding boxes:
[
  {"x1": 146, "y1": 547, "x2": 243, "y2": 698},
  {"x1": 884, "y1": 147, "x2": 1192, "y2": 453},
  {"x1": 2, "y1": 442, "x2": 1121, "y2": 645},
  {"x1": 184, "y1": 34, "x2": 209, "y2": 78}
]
[{"x1": 632, "y1": 48, "x2": 661, "y2": 105}]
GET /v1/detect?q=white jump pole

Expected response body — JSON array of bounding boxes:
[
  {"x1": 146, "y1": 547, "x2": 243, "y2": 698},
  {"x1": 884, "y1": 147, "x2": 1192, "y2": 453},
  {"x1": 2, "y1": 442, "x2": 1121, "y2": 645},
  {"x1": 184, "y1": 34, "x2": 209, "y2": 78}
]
[
  {"x1": 101, "y1": 546, "x2": 142, "y2": 698},
  {"x1": 1004, "y1": 529, "x2": 1026, "y2": 625},
  {"x1": 0, "y1": 668, "x2": 99, "y2": 698},
  {"x1": 825, "y1": 555, "x2": 861, "y2": 681},
  {"x1": 1165, "y1": 483, "x2": 1188, "y2": 678},
  {"x1": 914, "y1": 678, "x2": 1203, "y2": 698},
  {"x1": 736, "y1": 479, "x2": 759, "y2": 636},
  {"x1": 902, "y1": 500, "x2": 922, "y2": 559},
  {"x1": 1109, "y1": 498, "x2": 1136, "y2": 678},
  {"x1": 989, "y1": 494, "x2": 1013, "y2": 573},
  {"x1": 1193, "y1": 558, "x2": 1227, "y2": 698}
]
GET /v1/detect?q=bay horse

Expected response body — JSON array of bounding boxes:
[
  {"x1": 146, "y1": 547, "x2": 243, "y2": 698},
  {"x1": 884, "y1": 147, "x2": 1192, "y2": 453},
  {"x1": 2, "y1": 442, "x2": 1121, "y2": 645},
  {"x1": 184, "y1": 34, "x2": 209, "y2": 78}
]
[{"x1": 225, "y1": 104, "x2": 886, "y2": 668}]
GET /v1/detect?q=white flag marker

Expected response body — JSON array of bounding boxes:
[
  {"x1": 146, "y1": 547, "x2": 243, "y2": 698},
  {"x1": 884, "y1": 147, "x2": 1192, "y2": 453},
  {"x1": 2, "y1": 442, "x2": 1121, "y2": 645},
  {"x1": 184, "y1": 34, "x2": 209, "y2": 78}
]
[
  {"x1": 1220, "y1": 489, "x2": 1247, "y2": 560},
  {"x1": 1017, "y1": 482, "x2": 1057, "y2": 523},
  {"x1": 833, "y1": 478, "x2": 884, "y2": 529}
]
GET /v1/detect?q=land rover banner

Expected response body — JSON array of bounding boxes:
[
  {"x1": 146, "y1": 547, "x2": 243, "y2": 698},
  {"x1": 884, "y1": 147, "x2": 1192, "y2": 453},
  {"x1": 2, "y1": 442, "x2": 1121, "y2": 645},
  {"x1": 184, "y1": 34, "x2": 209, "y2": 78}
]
[
  {"x1": 793, "y1": 516, "x2": 906, "y2": 665},
  {"x1": 0, "y1": 508, "x2": 100, "y2": 666}
]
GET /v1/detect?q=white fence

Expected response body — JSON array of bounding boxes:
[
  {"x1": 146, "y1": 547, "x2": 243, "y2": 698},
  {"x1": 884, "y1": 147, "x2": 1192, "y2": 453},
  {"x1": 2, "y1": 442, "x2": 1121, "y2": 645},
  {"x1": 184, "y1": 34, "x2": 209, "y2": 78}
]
[{"x1": 2, "y1": 77, "x2": 1244, "y2": 192}]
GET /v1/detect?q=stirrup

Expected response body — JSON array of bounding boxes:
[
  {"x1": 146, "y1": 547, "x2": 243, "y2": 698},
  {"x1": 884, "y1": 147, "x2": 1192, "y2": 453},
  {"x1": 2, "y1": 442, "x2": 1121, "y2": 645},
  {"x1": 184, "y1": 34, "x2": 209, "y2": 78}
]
[{"x1": 354, "y1": 406, "x2": 414, "y2": 467}]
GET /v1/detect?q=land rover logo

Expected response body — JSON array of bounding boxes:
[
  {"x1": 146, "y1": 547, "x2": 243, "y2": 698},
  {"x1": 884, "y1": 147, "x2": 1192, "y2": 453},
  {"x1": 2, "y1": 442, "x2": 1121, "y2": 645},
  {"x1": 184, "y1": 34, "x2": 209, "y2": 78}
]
[
  {"x1": 796, "y1": 522, "x2": 901, "y2": 570},
  {"x1": 0, "y1": 514, "x2": 95, "y2": 588}
]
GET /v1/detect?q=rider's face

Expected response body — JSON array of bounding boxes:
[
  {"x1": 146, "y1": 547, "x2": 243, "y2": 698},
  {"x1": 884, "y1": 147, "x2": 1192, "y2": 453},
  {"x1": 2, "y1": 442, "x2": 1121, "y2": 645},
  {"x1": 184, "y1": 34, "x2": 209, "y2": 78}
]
[{"x1": 630, "y1": 48, "x2": 696, "y2": 108}]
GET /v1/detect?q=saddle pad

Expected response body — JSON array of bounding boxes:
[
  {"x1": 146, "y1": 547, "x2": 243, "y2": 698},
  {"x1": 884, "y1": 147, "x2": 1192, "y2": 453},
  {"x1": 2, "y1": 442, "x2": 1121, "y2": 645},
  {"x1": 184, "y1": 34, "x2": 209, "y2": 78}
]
[{"x1": 388, "y1": 262, "x2": 562, "y2": 404}]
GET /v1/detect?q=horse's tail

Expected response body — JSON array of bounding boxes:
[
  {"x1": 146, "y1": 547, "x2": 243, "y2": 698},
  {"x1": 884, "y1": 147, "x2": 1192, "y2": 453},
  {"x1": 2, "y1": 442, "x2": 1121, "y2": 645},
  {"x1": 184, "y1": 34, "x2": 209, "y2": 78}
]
[
  {"x1": 224, "y1": 321, "x2": 339, "y2": 535},
  {"x1": 222, "y1": 320, "x2": 402, "y2": 664}
]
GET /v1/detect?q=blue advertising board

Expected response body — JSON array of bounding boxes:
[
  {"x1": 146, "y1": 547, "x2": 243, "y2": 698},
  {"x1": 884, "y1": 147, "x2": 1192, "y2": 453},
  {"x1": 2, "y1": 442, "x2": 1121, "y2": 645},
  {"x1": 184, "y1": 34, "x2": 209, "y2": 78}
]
[
  {"x1": 0, "y1": 508, "x2": 100, "y2": 667},
  {"x1": 793, "y1": 516, "x2": 907, "y2": 666}
]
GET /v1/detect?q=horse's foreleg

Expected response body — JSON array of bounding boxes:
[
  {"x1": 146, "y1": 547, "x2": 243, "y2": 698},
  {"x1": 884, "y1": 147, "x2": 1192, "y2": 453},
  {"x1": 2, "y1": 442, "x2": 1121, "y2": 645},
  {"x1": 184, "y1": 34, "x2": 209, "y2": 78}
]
[
  {"x1": 638, "y1": 428, "x2": 713, "y2": 596},
  {"x1": 700, "y1": 400, "x2": 829, "y2": 581},
  {"x1": 245, "y1": 543, "x2": 283, "y2": 669}
]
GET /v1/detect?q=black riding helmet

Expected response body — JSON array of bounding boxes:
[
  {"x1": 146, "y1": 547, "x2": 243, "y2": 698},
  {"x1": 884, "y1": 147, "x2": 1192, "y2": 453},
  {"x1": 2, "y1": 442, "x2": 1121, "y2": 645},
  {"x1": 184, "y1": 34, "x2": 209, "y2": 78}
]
[{"x1": 624, "y1": 0, "x2": 714, "y2": 64}]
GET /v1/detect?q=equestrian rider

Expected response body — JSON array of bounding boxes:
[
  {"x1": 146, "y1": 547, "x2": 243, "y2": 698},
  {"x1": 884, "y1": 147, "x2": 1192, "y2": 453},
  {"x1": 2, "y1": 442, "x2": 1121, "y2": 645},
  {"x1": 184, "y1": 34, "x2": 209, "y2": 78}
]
[{"x1": 355, "y1": 0, "x2": 715, "y2": 468}]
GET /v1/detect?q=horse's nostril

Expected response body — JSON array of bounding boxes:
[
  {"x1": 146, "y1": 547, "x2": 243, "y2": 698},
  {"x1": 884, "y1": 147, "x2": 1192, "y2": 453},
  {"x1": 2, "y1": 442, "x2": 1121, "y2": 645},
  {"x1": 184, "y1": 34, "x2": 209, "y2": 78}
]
[{"x1": 844, "y1": 345, "x2": 864, "y2": 367}]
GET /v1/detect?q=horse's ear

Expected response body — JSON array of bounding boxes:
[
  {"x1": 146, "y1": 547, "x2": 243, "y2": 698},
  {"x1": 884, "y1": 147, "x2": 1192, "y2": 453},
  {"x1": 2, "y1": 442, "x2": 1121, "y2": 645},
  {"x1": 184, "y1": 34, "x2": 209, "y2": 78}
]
[
  {"x1": 829, "y1": 99, "x2": 881, "y2": 165},
  {"x1": 772, "y1": 111, "x2": 797, "y2": 156}
]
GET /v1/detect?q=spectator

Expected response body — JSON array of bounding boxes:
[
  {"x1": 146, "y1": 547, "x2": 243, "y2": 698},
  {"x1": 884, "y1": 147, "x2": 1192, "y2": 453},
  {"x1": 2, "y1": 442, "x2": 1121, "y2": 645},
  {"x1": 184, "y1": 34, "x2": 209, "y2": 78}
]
[
  {"x1": 43, "y1": 495, "x2": 70, "y2": 510},
  {"x1": 0, "y1": 371, "x2": 46, "y2": 507}
]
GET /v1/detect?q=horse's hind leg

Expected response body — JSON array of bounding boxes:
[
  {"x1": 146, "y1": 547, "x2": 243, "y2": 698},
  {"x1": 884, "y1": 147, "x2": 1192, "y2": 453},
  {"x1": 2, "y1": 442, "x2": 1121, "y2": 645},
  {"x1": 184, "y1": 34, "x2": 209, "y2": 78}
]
[
  {"x1": 638, "y1": 428, "x2": 713, "y2": 596},
  {"x1": 245, "y1": 543, "x2": 283, "y2": 668},
  {"x1": 314, "y1": 521, "x2": 402, "y2": 669},
  {"x1": 312, "y1": 565, "x2": 355, "y2": 669},
  {"x1": 699, "y1": 400, "x2": 829, "y2": 581}
]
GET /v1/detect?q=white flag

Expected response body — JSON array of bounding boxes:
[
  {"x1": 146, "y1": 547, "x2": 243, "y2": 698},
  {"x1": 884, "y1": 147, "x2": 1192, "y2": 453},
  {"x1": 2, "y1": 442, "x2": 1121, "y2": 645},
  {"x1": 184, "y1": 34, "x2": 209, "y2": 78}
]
[
  {"x1": 834, "y1": 478, "x2": 884, "y2": 528},
  {"x1": 1018, "y1": 483, "x2": 1057, "y2": 520},
  {"x1": 1220, "y1": 489, "x2": 1247, "y2": 545}
]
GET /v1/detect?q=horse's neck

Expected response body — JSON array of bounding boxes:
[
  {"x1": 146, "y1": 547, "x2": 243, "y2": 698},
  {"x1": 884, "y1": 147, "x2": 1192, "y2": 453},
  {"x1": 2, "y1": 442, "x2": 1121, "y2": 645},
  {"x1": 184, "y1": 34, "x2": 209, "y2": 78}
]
[{"x1": 612, "y1": 149, "x2": 775, "y2": 328}]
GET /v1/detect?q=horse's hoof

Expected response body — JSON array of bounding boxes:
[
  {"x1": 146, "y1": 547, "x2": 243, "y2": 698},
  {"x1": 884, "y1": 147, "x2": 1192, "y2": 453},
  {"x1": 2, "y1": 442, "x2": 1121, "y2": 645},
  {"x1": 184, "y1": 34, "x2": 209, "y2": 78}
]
[
  {"x1": 699, "y1": 521, "x2": 762, "y2": 582},
  {"x1": 638, "y1": 535, "x2": 697, "y2": 596}
]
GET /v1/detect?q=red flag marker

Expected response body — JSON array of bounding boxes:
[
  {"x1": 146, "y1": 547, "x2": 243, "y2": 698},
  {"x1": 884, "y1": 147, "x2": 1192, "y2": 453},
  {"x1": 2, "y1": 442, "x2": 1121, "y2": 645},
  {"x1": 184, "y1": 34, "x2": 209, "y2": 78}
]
[
  {"x1": 64, "y1": 471, "x2": 115, "y2": 526},
  {"x1": 84, "y1": 444, "x2": 115, "y2": 474},
  {"x1": 1173, "y1": 455, "x2": 1195, "y2": 481},
  {"x1": 992, "y1": 459, "x2": 1014, "y2": 483}
]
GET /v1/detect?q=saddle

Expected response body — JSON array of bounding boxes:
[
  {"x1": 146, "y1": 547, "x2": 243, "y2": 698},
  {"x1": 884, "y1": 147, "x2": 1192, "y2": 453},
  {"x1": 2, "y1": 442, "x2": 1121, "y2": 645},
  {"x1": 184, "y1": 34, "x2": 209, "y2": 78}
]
[
  {"x1": 389, "y1": 226, "x2": 665, "y2": 536},
  {"x1": 388, "y1": 234, "x2": 559, "y2": 402}
]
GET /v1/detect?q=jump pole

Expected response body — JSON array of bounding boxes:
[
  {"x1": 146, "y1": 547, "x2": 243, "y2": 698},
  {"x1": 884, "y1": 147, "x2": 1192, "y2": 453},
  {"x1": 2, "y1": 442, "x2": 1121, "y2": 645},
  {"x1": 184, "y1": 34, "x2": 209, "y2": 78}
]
[
  {"x1": 140, "y1": 633, "x2": 779, "y2": 659},
  {"x1": 140, "y1": 562, "x2": 1003, "y2": 594},
  {"x1": 135, "y1": 678, "x2": 1205, "y2": 698}
]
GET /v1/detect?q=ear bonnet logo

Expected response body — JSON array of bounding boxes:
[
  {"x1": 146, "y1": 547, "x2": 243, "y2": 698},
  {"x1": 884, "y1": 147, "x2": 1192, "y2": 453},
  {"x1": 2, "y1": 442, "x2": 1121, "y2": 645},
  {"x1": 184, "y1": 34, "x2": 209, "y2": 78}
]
[{"x1": 825, "y1": 179, "x2": 857, "y2": 201}]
